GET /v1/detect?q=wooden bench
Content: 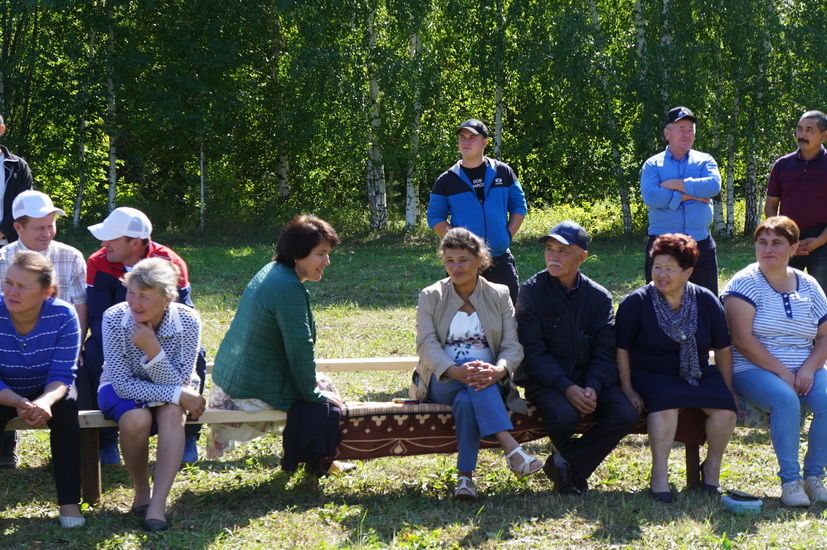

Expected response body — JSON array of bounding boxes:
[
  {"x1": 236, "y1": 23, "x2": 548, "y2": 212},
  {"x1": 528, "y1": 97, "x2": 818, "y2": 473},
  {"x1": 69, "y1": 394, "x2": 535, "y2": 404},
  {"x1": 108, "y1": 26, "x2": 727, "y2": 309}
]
[{"x1": 4, "y1": 356, "x2": 708, "y2": 504}]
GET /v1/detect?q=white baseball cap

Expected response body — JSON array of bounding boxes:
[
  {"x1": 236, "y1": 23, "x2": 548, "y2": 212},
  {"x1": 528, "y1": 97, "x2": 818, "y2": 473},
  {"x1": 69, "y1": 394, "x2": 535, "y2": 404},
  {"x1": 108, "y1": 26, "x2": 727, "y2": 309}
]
[
  {"x1": 87, "y1": 207, "x2": 152, "y2": 240},
  {"x1": 12, "y1": 190, "x2": 66, "y2": 220}
]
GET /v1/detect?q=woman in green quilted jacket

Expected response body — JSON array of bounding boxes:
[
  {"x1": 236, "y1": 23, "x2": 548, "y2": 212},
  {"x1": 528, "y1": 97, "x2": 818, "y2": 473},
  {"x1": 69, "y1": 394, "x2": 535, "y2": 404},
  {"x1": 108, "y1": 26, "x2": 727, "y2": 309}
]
[{"x1": 209, "y1": 215, "x2": 344, "y2": 474}]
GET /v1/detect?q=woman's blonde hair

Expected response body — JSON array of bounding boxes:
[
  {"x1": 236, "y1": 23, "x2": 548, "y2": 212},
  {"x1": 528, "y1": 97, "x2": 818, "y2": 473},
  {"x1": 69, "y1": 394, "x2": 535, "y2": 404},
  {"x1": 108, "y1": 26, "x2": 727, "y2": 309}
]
[{"x1": 123, "y1": 257, "x2": 180, "y2": 301}]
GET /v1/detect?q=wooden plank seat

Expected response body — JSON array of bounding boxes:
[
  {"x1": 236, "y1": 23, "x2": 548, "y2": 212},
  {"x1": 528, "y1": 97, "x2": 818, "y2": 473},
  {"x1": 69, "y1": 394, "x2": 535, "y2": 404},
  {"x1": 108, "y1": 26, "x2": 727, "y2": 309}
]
[{"x1": 4, "y1": 356, "x2": 711, "y2": 505}]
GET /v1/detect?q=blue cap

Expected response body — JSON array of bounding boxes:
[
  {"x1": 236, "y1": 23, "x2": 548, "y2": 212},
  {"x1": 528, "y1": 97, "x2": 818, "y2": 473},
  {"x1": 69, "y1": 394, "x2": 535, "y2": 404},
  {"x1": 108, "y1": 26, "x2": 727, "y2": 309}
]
[{"x1": 539, "y1": 220, "x2": 590, "y2": 250}]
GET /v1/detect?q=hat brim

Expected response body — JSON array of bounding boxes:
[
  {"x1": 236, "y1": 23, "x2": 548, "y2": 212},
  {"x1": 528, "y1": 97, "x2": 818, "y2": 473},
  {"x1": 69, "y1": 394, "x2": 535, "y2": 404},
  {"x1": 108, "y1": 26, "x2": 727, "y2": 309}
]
[
  {"x1": 538, "y1": 234, "x2": 573, "y2": 246},
  {"x1": 456, "y1": 126, "x2": 482, "y2": 135},
  {"x1": 668, "y1": 115, "x2": 697, "y2": 125},
  {"x1": 16, "y1": 207, "x2": 66, "y2": 220},
  {"x1": 88, "y1": 223, "x2": 124, "y2": 241}
]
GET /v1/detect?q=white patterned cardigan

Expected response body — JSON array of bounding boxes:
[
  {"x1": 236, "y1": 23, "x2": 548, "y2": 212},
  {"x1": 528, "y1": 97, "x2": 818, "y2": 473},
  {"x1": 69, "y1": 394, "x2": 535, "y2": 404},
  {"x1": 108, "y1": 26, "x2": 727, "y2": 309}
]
[{"x1": 100, "y1": 301, "x2": 201, "y2": 405}]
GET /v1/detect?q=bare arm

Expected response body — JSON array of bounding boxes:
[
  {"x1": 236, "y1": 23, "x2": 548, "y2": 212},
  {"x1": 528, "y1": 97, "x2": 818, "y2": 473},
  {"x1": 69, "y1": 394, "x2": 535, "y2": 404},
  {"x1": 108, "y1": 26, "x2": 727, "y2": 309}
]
[
  {"x1": 507, "y1": 213, "x2": 525, "y2": 238},
  {"x1": 764, "y1": 196, "x2": 780, "y2": 218},
  {"x1": 794, "y1": 321, "x2": 827, "y2": 395},
  {"x1": 723, "y1": 296, "x2": 795, "y2": 388},
  {"x1": 616, "y1": 348, "x2": 644, "y2": 414},
  {"x1": 432, "y1": 221, "x2": 451, "y2": 237}
]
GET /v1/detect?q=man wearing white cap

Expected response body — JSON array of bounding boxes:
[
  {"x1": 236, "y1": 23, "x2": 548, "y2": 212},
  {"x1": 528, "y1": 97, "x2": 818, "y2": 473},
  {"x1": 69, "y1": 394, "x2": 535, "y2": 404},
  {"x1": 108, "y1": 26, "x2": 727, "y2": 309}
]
[
  {"x1": 78, "y1": 207, "x2": 205, "y2": 464},
  {"x1": 0, "y1": 190, "x2": 86, "y2": 468}
]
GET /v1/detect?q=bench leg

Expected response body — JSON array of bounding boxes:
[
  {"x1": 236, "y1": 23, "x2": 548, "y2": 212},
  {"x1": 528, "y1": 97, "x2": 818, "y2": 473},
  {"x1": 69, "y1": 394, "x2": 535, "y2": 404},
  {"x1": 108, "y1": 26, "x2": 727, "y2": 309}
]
[
  {"x1": 81, "y1": 428, "x2": 102, "y2": 505},
  {"x1": 685, "y1": 444, "x2": 700, "y2": 488}
]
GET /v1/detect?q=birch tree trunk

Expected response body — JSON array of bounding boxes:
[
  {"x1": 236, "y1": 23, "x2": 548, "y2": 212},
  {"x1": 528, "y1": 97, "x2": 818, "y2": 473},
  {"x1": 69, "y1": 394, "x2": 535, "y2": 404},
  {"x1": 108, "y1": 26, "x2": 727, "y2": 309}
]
[
  {"x1": 365, "y1": 4, "x2": 387, "y2": 230},
  {"x1": 105, "y1": 2, "x2": 117, "y2": 212},
  {"x1": 405, "y1": 32, "x2": 421, "y2": 232},
  {"x1": 589, "y1": 0, "x2": 632, "y2": 232},
  {"x1": 74, "y1": 116, "x2": 86, "y2": 227},
  {"x1": 199, "y1": 138, "x2": 206, "y2": 232},
  {"x1": 277, "y1": 148, "x2": 290, "y2": 198},
  {"x1": 659, "y1": 0, "x2": 671, "y2": 105},
  {"x1": 74, "y1": 29, "x2": 96, "y2": 228},
  {"x1": 744, "y1": 142, "x2": 759, "y2": 234},
  {"x1": 492, "y1": 0, "x2": 504, "y2": 158},
  {"x1": 724, "y1": 95, "x2": 739, "y2": 237}
]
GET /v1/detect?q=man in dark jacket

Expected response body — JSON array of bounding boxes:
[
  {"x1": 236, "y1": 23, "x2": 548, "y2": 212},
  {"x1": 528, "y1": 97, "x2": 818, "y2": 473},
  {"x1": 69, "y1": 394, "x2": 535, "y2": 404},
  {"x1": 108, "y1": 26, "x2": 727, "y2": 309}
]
[
  {"x1": 516, "y1": 221, "x2": 638, "y2": 494},
  {"x1": 0, "y1": 115, "x2": 33, "y2": 468}
]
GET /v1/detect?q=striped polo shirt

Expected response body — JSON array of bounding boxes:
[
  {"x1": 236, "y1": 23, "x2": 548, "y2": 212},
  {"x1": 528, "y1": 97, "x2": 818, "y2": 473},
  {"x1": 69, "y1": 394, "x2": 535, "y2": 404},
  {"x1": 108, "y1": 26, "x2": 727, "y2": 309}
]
[{"x1": 723, "y1": 263, "x2": 827, "y2": 374}]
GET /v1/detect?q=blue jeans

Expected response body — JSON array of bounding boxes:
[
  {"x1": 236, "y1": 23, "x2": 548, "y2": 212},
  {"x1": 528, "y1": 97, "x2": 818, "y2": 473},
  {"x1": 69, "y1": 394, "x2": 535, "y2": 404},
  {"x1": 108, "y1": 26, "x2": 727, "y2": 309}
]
[
  {"x1": 428, "y1": 374, "x2": 513, "y2": 472},
  {"x1": 734, "y1": 367, "x2": 827, "y2": 483}
]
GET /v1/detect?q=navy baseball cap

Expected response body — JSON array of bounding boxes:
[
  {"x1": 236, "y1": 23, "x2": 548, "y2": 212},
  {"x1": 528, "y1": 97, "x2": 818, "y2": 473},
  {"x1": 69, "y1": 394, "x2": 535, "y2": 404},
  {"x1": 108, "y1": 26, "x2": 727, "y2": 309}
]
[
  {"x1": 456, "y1": 119, "x2": 489, "y2": 137},
  {"x1": 665, "y1": 106, "x2": 697, "y2": 126},
  {"x1": 539, "y1": 221, "x2": 590, "y2": 250}
]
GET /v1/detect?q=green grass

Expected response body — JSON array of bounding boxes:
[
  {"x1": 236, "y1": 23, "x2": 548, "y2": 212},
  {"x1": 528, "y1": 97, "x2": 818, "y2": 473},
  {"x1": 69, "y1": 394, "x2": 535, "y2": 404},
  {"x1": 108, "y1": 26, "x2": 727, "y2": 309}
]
[{"x1": 3, "y1": 210, "x2": 824, "y2": 549}]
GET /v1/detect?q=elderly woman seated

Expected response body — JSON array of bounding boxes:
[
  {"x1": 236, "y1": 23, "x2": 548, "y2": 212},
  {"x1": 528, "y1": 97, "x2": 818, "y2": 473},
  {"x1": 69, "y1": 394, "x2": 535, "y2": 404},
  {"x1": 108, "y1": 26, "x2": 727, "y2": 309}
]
[
  {"x1": 0, "y1": 252, "x2": 83, "y2": 528},
  {"x1": 723, "y1": 216, "x2": 827, "y2": 507},
  {"x1": 97, "y1": 258, "x2": 205, "y2": 531},
  {"x1": 412, "y1": 227, "x2": 541, "y2": 500},
  {"x1": 616, "y1": 233, "x2": 736, "y2": 503}
]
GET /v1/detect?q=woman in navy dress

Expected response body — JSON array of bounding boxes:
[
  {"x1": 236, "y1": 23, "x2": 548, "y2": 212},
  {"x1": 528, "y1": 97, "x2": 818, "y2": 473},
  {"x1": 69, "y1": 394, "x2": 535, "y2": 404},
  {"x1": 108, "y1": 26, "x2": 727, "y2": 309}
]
[{"x1": 616, "y1": 233, "x2": 736, "y2": 503}]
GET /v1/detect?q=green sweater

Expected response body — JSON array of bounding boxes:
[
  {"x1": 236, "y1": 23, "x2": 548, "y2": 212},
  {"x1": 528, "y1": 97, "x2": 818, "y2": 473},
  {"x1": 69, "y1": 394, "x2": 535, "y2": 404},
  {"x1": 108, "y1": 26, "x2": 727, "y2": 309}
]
[{"x1": 212, "y1": 262, "x2": 325, "y2": 410}]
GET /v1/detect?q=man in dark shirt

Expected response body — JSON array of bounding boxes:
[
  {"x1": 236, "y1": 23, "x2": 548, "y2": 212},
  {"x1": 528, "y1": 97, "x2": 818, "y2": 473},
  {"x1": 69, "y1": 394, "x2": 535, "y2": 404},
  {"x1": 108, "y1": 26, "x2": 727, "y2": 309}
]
[
  {"x1": 427, "y1": 119, "x2": 527, "y2": 302},
  {"x1": 765, "y1": 110, "x2": 827, "y2": 291},
  {"x1": 515, "y1": 221, "x2": 638, "y2": 494}
]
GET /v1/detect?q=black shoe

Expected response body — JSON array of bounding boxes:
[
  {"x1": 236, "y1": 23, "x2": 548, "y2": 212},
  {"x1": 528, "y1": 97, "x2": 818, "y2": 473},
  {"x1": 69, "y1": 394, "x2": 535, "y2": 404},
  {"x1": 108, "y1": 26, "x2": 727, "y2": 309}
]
[
  {"x1": 699, "y1": 460, "x2": 723, "y2": 495},
  {"x1": 144, "y1": 518, "x2": 169, "y2": 532},
  {"x1": 543, "y1": 453, "x2": 581, "y2": 495},
  {"x1": 649, "y1": 489, "x2": 674, "y2": 503},
  {"x1": 130, "y1": 504, "x2": 149, "y2": 518},
  {"x1": 0, "y1": 431, "x2": 19, "y2": 469}
]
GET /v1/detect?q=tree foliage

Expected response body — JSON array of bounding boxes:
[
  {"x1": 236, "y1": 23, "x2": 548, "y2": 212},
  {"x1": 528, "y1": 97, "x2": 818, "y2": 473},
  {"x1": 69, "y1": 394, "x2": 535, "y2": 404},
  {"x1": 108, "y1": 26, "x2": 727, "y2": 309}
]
[{"x1": 1, "y1": 0, "x2": 825, "y2": 234}]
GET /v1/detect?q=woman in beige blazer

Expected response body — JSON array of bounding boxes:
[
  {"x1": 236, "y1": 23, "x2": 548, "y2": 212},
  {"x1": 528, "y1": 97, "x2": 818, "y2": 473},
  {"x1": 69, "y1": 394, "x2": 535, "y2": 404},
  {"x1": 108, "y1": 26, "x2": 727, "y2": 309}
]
[{"x1": 412, "y1": 228, "x2": 542, "y2": 500}]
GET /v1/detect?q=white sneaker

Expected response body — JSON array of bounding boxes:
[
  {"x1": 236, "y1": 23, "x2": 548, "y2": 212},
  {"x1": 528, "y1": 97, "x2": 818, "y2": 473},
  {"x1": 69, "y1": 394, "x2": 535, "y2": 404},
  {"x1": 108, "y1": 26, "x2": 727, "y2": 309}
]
[
  {"x1": 782, "y1": 479, "x2": 811, "y2": 507},
  {"x1": 805, "y1": 476, "x2": 827, "y2": 504}
]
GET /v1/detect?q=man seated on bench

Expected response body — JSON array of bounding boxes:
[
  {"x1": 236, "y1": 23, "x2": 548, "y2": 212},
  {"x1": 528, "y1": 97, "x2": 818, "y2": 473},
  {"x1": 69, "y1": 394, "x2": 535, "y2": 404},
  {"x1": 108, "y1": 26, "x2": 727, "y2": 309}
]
[
  {"x1": 79, "y1": 207, "x2": 206, "y2": 465},
  {"x1": 515, "y1": 221, "x2": 638, "y2": 495}
]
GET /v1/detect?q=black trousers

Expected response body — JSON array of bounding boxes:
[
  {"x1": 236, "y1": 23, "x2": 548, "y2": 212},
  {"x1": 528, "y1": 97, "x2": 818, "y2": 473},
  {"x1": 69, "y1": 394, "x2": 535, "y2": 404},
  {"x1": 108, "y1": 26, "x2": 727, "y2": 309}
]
[
  {"x1": 526, "y1": 384, "x2": 639, "y2": 485},
  {"x1": 645, "y1": 234, "x2": 719, "y2": 295},
  {"x1": 0, "y1": 389, "x2": 81, "y2": 505},
  {"x1": 481, "y1": 251, "x2": 519, "y2": 304}
]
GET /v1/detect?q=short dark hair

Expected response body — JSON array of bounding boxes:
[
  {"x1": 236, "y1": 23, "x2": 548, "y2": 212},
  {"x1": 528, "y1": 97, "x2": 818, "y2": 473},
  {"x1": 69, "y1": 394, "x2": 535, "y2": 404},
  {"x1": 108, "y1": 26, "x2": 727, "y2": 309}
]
[
  {"x1": 274, "y1": 215, "x2": 340, "y2": 267},
  {"x1": 438, "y1": 227, "x2": 493, "y2": 272},
  {"x1": 801, "y1": 110, "x2": 827, "y2": 132},
  {"x1": 755, "y1": 215, "x2": 799, "y2": 245},
  {"x1": 9, "y1": 250, "x2": 57, "y2": 297},
  {"x1": 650, "y1": 233, "x2": 699, "y2": 270}
]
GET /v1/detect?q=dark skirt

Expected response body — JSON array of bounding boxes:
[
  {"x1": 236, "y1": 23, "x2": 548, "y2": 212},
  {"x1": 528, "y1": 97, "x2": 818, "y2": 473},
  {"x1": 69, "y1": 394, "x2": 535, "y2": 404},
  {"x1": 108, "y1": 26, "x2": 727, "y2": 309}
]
[{"x1": 631, "y1": 368, "x2": 736, "y2": 413}]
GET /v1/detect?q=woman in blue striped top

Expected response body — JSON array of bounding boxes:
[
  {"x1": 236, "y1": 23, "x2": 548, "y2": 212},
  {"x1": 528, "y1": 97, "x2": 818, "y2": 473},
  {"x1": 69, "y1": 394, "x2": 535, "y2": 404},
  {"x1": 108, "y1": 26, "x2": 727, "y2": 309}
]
[
  {"x1": 724, "y1": 216, "x2": 827, "y2": 507},
  {"x1": 0, "y1": 251, "x2": 83, "y2": 528}
]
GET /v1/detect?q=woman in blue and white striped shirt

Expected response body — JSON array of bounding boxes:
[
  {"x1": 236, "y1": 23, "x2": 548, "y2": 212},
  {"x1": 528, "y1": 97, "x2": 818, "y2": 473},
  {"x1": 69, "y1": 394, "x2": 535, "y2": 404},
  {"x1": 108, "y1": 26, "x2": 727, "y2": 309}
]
[
  {"x1": 0, "y1": 251, "x2": 83, "y2": 528},
  {"x1": 724, "y1": 215, "x2": 827, "y2": 508}
]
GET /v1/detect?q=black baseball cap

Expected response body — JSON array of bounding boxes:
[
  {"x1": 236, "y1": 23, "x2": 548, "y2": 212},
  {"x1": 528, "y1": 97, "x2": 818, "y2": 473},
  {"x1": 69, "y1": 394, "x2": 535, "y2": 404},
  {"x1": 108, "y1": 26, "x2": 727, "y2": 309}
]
[
  {"x1": 539, "y1": 221, "x2": 590, "y2": 251},
  {"x1": 456, "y1": 119, "x2": 489, "y2": 137},
  {"x1": 665, "y1": 106, "x2": 697, "y2": 126}
]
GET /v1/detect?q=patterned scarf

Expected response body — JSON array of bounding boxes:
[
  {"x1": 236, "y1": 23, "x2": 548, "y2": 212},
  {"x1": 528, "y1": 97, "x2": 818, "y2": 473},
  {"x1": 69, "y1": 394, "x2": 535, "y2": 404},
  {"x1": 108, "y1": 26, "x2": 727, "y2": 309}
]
[{"x1": 648, "y1": 282, "x2": 702, "y2": 386}]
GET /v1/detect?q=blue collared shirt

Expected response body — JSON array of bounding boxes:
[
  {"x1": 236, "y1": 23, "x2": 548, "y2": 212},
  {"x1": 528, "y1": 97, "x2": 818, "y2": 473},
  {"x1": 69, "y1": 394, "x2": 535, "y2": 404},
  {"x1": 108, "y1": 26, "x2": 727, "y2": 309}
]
[{"x1": 640, "y1": 146, "x2": 721, "y2": 241}]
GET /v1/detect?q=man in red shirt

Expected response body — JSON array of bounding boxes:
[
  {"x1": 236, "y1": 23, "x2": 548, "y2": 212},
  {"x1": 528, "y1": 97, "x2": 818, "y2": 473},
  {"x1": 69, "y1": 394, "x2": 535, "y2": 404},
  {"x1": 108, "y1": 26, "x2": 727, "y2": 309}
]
[{"x1": 765, "y1": 110, "x2": 827, "y2": 291}]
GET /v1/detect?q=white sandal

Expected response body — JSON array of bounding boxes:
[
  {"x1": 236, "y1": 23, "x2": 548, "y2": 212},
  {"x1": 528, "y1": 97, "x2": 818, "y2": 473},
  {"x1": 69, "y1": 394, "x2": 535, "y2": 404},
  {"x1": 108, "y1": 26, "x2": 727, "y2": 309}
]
[
  {"x1": 454, "y1": 475, "x2": 477, "y2": 500},
  {"x1": 505, "y1": 445, "x2": 543, "y2": 479}
]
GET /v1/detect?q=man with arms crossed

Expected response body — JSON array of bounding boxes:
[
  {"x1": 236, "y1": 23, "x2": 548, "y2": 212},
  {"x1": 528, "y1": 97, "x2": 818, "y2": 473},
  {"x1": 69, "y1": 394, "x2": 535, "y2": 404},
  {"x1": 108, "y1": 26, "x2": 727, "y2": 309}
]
[
  {"x1": 641, "y1": 106, "x2": 722, "y2": 294},
  {"x1": 427, "y1": 118, "x2": 527, "y2": 303},
  {"x1": 515, "y1": 221, "x2": 638, "y2": 494},
  {"x1": 764, "y1": 110, "x2": 827, "y2": 291}
]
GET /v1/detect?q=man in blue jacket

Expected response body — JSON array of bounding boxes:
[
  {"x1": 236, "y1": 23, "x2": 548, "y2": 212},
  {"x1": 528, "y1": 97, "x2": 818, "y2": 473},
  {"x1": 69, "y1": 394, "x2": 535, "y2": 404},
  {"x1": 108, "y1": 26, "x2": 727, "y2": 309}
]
[
  {"x1": 640, "y1": 106, "x2": 722, "y2": 293},
  {"x1": 427, "y1": 119, "x2": 527, "y2": 302},
  {"x1": 516, "y1": 221, "x2": 638, "y2": 495}
]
